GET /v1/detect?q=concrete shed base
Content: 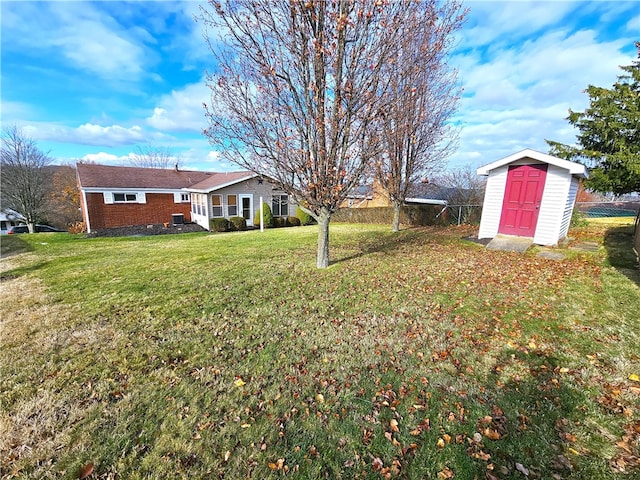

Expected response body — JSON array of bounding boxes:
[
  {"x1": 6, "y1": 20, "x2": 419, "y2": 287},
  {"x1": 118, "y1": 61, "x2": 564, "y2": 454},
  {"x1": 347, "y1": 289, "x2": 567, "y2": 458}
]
[{"x1": 486, "y1": 234, "x2": 533, "y2": 253}]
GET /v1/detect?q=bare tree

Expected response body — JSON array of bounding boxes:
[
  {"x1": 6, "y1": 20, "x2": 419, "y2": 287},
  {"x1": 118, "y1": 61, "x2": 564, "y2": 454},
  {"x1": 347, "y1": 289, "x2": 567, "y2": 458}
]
[
  {"x1": 47, "y1": 164, "x2": 82, "y2": 228},
  {"x1": 376, "y1": 0, "x2": 466, "y2": 232},
  {"x1": 130, "y1": 145, "x2": 180, "y2": 169},
  {"x1": 431, "y1": 164, "x2": 487, "y2": 224},
  {"x1": 200, "y1": 0, "x2": 407, "y2": 268},
  {"x1": 1, "y1": 126, "x2": 52, "y2": 233}
]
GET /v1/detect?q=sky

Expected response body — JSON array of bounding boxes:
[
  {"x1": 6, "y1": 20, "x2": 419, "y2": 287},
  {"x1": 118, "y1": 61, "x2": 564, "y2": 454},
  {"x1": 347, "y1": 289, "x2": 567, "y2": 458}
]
[{"x1": 1, "y1": 0, "x2": 638, "y2": 173}]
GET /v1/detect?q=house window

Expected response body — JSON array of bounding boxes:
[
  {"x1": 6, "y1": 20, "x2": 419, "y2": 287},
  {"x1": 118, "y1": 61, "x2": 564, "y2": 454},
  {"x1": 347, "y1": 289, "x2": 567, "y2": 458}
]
[
  {"x1": 181, "y1": 193, "x2": 190, "y2": 202},
  {"x1": 212, "y1": 194, "x2": 223, "y2": 217},
  {"x1": 193, "y1": 193, "x2": 205, "y2": 216},
  {"x1": 227, "y1": 194, "x2": 237, "y2": 216},
  {"x1": 272, "y1": 194, "x2": 289, "y2": 217},
  {"x1": 113, "y1": 193, "x2": 138, "y2": 203}
]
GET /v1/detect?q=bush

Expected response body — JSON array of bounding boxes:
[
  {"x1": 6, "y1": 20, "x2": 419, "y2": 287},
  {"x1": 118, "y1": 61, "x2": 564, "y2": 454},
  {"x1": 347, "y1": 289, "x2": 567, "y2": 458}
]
[
  {"x1": 67, "y1": 221, "x2": 86, "y2": 234},
  {"x1": 229, "y1": 216, "x2": 247, "y2": 231},
  {"x1": 286, "y1": 216, "x2": 301, "y2": 227},
  {"x1": 296, "y1": 206, "x2": 314, "y2": 226},
  {"x1": 570, "y1": 209, "x2": 589, "y2": 228},
  {"x1": 253, "y1": 203, "x2": 273, "y2": 228},
  {"x1": 210, "y1": 218, "x2": 230, "y2": 232},
  {"x1": 272, "y1": 217, "x2": 287, "y2": 228}
]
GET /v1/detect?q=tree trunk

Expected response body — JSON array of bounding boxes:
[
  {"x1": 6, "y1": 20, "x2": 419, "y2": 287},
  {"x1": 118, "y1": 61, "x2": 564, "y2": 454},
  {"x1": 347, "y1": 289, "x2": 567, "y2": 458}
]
[
  {"x1": 316, "y1": 208, "x2": 331, "y2": 268},
  {"x1": 392, "y1": 201, "x2": 401, "y2": 232}
]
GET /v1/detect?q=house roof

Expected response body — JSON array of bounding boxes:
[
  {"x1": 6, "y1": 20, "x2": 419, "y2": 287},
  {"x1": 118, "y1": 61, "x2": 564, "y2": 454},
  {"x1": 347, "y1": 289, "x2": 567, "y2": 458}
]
[
  {"x1": 76, "y1": 163, "x2": 254, "y2": 191},
  {"x1": 187, "y1": 171, "x2": 258, "y2": 193},
  {"x1": 477, "y1": 149, "x2": 588, "y2": 178},
  {"x1": 76, "y1": 163, "x2": 215, "y2": 189}
]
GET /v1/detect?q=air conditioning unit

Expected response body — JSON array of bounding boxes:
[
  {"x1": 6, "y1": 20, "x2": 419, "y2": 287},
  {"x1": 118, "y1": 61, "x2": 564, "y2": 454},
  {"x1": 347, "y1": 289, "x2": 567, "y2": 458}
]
[{"x1": 172, "y1": 213, "x2": 185, "y2": 225}]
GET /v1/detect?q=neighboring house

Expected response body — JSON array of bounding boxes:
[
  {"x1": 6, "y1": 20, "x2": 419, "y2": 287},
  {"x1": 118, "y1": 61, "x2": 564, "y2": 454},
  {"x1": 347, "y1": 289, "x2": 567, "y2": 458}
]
[
  {"x1": 477, "y1": 149, "x2": 588, "y2": 246},
  {"x1": 0, "y1": 209, "x2": 25, "y2": 234},
  {"x1": 342, "y1": 181, "x2": 448, "y2": 208},
  {"x1": 76, "y1": 164, "x2": 294, "y2": 233}
]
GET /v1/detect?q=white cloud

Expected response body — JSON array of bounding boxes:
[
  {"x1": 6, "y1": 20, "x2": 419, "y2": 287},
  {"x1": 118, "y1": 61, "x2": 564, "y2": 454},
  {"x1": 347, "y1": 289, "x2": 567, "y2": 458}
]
[
  {"x1": 448, "y1": 3, "x2": 636, "y2": 170},
  {"x1": 146, "y1": 81, "x2": 210, "y2": 132},
  {"x1": 80, "y1": 152, "x2": 134, "y2": 165},
  {"x1": 2, "y1": 2, "x2": 148, "y2": 81},
  {"x1": 24, "y1": 123, "x2": 148, "y2": 148}
]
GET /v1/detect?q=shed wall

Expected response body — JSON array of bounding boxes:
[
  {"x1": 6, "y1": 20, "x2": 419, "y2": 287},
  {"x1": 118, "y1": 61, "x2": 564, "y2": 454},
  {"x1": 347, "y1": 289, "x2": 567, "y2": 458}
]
[
  {"x1": 478, "y1": 166, "x2": 508, "y2": 239},
  {"x1": 533, "y1": 165, "x2": 571, "y2": 245},
  {"x1": 558, "y1": 176, "x2": 580, "y2": 240}
]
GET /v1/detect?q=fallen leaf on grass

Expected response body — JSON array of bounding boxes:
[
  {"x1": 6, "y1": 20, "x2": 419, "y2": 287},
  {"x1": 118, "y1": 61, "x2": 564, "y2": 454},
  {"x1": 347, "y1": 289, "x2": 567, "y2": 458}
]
[
  {"x1": 390, "y1": 419, "x2": 399, "y2": 432},
  {"x1": 437, "y1": 467, "x2": 454, "y2": 479},
  {"x1": 629, "y1": 374, "x2": 639, "y2": 382},
  {"x1": 78, "y1": 463, "x2": 94, "y2": 479},
  {"x1": 268, "y1": 458, "x2": 285, "y2": 470},
  {"x1": 234, "y1": 378, "x2": 246, "y2": 387},
  {"x1": 484, "y1": 428, "x2": 501, "y2": 440}
]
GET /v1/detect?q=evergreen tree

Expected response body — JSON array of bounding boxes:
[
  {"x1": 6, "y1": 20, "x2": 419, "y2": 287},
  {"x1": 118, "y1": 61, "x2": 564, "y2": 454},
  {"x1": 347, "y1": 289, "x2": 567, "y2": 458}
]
[{"x1": 547, "y1": 43, "x2": 640, "y2": 195}]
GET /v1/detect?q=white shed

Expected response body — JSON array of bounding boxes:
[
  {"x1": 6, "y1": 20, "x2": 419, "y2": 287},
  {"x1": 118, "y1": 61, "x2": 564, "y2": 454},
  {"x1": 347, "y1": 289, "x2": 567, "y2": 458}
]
[{"x1": 477, "y1": 149, "x2": 588, "y2": 246}]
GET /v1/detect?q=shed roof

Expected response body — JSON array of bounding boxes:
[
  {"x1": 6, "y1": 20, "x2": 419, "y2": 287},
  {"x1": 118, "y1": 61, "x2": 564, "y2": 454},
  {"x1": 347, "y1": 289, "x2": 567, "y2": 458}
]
[{"x1": 477, "y1": 149, "x2": 588, "y2": 178}]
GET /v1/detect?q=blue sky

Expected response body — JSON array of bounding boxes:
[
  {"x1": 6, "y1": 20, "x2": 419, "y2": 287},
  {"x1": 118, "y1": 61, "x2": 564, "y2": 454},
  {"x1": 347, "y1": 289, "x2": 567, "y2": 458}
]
[{"x1": 1, "y1": 1, "x2": 638, "y2": 172}]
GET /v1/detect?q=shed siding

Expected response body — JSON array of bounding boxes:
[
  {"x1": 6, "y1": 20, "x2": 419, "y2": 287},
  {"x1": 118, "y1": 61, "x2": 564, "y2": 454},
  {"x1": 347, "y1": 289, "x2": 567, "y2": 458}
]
[
  {"x1": 478, "y1": 166, "x2": 508, "y2": 239},
  {"x1": 533, "y1": 165, "x2": 570, "y2": 245},
  {"x1": 558, "y1": 176, "x2": 580, "y2": 240}
]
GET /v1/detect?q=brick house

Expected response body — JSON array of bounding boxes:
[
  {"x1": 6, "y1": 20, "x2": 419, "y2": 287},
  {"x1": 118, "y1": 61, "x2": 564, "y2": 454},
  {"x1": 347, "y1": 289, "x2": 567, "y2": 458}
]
[{"x1": 76, "y1": 164, "x2": 293, "y2": 233}]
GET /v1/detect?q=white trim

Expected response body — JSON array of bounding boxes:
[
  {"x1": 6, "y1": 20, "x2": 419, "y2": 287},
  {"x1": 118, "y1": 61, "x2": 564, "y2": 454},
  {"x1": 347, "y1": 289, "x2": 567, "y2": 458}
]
[
  {"x1": 82, "y1": 189, "x2": 92, "y2": 233},
  {"x1": 184, "y1": 174, "x2": 258, "y2": 194},
  {"x1": 84, "y1": 187, "x2": 187, "y2": 195},
  {"x1": 405, "y1": 198, "x2": 448, "y2": 206},
  {"x1": 477, "y1": 148, "x2": 588, "y2": 178},
  {"x1": 239, "y1": 194, "x2": 253, "y2": 226}
]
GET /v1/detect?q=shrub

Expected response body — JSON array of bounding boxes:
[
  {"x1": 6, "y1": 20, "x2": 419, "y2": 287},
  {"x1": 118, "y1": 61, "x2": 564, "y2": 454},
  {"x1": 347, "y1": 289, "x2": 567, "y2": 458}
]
[
  {"x1": 296, "y1": 206, "x2": 314, "y2": 226},
  {"x1": 210, "y1": 218, "x2": 230, "y2": 232},
  {"x1": 253, "y1": 202, "x2": 273, "y2": 227},
  {"x1": 67, "y1": 221, "x2": 86, "y2": 234},
  {"x1": 229, "y1": 216, "x2": 247, "y2": 231},
  {"x1": 287, "y1": 216, "x2": 301, "y2": 227},
  {"x1": 272, "y1": 217, "x2": 286, "y2": 228},
  {"x1": 570, "y1": 209, "x2": 589, "y2": 228}
]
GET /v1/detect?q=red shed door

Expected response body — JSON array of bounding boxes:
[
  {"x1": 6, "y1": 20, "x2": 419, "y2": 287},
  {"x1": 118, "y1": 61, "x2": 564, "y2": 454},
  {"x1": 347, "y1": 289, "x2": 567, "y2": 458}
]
[{"x1": 498, "y1": 164, "x2": 547, "y2": 237}]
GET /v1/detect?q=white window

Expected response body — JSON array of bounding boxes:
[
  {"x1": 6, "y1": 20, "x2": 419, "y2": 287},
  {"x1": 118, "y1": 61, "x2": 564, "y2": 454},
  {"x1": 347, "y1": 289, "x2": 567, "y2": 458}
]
[
  {"x1": 114, "y1": 193, "x2": 138, "y2": 203},
  {"x1": 272, "y1": 194, "x2": 289, "y2": 217},
  {"x1": 212, "y1": 195, "x2": 223, "y2": 217},
  {"x1": 175, "y1": 192, "x2": 191, "y2": 203},
  {"x1": 227, "y1": 194, "x2": 237, "y2": 216}
]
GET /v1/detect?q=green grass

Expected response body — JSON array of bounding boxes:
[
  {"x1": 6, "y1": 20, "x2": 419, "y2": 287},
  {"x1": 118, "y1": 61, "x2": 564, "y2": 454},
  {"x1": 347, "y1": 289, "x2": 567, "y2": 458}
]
[{"x1": 1, "y1": 224, "x2": 639, "y2": 479}]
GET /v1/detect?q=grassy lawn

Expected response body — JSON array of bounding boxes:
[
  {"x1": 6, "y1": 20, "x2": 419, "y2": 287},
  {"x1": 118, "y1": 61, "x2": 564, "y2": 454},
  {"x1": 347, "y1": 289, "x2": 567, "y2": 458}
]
[{"x1": 1, "y1": 224, "x2": 639, "y2": 479}]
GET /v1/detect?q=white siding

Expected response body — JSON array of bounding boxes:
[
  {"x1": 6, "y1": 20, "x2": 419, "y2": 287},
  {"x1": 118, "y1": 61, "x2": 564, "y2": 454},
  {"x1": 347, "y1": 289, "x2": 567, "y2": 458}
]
[
  {"x1": 478, "y1": 166, "x2": 508, "y2": 239},
  {"x1": 558, "y1": 176, "x2": 579, "y2": 240},
  {"x1": 534, "y1": 165, "x2": 571, "y2": 245}
]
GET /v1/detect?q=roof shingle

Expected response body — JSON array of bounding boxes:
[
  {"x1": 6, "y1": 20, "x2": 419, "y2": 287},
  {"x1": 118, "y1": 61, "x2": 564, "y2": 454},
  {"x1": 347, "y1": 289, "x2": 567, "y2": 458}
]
[{"x1": 76, "y1": 164, "x2": 253, "y2": 191}]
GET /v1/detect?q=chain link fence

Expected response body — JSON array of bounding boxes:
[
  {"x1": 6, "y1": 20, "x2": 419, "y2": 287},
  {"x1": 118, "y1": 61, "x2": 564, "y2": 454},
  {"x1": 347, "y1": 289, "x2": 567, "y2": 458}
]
[{"x1": 575, "y1": 201, "x2": 640, "y2": 218}]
